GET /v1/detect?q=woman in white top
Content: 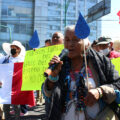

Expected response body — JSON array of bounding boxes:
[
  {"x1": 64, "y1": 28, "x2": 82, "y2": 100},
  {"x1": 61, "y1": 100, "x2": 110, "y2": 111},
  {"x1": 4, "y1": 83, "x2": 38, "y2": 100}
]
[{"x1": 0, "y1": 41, "x2": 25, "y2": 120}]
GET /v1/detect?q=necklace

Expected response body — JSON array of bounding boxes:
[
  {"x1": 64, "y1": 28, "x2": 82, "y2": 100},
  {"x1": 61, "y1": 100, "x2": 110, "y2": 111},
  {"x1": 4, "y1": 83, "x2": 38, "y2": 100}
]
[
  {"x1": 65, "y1": 64, "x2": 88, "y2": 113},
  {"x1": 63, "y1": 58, "x2": 94, "y2": 120}
]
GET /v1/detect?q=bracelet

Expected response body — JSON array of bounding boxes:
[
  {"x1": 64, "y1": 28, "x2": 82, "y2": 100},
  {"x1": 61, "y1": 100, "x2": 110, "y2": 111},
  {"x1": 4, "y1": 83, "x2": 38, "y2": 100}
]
[
  {"x1": 96, "y1": 87, "x2": 103, "y2": 98},
  {"x1": 48, "y1": 75, "x2": 59, "y2": 82}
]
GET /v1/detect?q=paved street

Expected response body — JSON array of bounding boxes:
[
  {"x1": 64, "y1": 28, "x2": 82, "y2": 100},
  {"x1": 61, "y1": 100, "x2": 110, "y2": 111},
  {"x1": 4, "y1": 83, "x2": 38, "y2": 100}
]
[{"x1": 10, "y1": 104, "x2": 47, "y2": 120}]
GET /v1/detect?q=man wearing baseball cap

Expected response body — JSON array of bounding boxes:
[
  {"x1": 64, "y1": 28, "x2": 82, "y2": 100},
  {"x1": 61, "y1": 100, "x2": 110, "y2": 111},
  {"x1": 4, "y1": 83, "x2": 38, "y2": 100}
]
[{"x1": 97, "y1": 37, "x2": 120, "y2": 58}]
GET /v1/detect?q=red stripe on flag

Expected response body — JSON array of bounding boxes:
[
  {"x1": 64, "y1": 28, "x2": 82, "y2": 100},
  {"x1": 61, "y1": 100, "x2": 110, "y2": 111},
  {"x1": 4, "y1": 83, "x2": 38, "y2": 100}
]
[{"x1": 11, "y1": 62, "x2": 35, "y2": 106}]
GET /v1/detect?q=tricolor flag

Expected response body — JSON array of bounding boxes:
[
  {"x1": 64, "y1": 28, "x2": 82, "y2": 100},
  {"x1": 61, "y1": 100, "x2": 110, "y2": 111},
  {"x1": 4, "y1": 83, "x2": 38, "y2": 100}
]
[{"x1": 0, "y1": 62, "x2": 35, "y2": 106}]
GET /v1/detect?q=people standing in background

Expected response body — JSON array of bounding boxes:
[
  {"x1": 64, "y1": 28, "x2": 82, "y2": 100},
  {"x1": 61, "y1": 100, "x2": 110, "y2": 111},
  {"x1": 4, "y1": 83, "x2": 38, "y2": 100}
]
[
  {"x1": 42, "y1": 25, "x2": 120, "y2": 120},
  {"x1": 97, "y1": 37, "x2": 120, "y2": 59},
  {"x1": 113, "y1": 39, "x2": 120, "y2": 52},
  {"x1": 45, "y1": 39, "x2": 51, "y2": 47},
  {"x1": 52, "y1": 32, "x2": 64, "y2": 45},
  {"x1": 44, "y1": 31, "x2": 64, "y2": 116},
  {"x1": 91, "y1": 40, "x2": 99, "y2": 52},
  {"x1": 34, "y1": 39, "x2": 51, "y2": 106}
]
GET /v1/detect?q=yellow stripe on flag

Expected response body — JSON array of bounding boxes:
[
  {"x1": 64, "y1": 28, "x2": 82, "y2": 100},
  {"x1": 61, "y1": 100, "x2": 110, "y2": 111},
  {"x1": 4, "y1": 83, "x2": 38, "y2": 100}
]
[{"x1": 22, "y1": 44, "x2": 64, "y2": 90}]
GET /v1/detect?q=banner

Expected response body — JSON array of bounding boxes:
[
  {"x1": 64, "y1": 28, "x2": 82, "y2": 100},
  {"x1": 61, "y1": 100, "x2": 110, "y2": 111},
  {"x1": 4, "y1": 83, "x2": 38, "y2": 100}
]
[
  {"x1": 0, "y1": 63, "x2": 35, "y2": 105},
  {"x1": 22, "y1": 44, "x2": 64, "y2": 90},
  {"x1": 111, "y1": 57, "x2": 120, "y2": 75}
]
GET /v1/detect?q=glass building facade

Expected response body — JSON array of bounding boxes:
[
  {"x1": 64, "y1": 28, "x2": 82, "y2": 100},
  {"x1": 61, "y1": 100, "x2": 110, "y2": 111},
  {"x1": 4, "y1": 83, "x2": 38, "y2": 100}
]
[
  {"x1": 0, "y1": 0, "x2": 101, "y2": 52},
  {"x1": 35, "y1": 0, "x2": 101, "y2": 46},
  {"x1": 0, "y1": 0, "x2": 34, "y2": 52}
]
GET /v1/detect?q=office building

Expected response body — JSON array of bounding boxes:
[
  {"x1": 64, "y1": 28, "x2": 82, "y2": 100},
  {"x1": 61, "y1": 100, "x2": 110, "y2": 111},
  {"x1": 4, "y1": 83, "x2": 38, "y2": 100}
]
[{"x1": 0, "y1": 0, "x2": 101, "y2": 52}]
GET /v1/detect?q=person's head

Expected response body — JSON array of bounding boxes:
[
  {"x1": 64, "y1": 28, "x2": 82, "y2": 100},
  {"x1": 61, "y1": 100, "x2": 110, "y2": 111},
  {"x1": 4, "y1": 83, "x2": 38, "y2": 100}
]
[
  {"x1": 2, "y1": 41, "x2": 25, "y2": 58},
  {"x1": 52, "y1": 32, "x2": 64, "y2": 45},
  {"x1": 113, "y1": 39, "x2": 120, "y2": 52},
  {"x1": 45, "y1": 39, "x2": 51, "y2": 47},
  {"x1": 64, "y1": 25, "x2": 89, "y2": 59},
  {"x1": 10, "y1": 44, "x2": 21, "y2": 57},
  {"x1": 91, "y1": 40, "x2": 99, "y2": 52},
  {"x1": 97, "y1": 37, "x2": 112, "y2": 56}
]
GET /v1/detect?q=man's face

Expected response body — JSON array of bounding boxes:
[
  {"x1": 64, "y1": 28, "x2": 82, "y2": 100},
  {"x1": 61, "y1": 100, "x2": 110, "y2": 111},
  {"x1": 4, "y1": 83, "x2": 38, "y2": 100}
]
[
  {"x1": 52, "y1": 32, "x2": 63, "y2": 45},
  {"x1": 98, "y1": 44, "x2": 110, "y2": 50}
]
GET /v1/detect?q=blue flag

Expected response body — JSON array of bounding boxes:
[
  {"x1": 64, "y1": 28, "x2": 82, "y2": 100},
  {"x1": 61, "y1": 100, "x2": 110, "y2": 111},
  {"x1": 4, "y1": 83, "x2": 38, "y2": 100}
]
[
  {"x1": 29, "y1": 30, "x2": 40, "y2": 48},
  {"x1": 75, "y1": 12, "x2": 90, "y2": 39}
]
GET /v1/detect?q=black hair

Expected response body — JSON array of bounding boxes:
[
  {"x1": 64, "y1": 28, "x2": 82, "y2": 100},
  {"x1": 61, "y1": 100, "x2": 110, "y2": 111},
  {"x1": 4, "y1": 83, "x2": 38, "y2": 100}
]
[
  {"x1": 91, "y1": 40, "x2": 98, "y2": 47},
  {"x1": 45, "y1": 39, "x2": 51, "y2": 43}
]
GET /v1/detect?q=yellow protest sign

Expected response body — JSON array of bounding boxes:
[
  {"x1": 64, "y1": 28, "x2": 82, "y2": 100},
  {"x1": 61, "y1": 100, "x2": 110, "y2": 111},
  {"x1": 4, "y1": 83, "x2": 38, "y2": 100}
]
[
  {"x1": 22, "y1": 44, "x2": 64, "y2": 90},
  {"x1": 111, "y1": 57, "x2": 120, "y2": 76}
]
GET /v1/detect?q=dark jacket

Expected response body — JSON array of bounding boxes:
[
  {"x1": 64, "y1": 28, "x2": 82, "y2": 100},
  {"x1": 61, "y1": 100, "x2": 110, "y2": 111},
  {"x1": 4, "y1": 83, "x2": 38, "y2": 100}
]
[{"x1": 47, "y1": 48, "x2": 120, "y2": 120}]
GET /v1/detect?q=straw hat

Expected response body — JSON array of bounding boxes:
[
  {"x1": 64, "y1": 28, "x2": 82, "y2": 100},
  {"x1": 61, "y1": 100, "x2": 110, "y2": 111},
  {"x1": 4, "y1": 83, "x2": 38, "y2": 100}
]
[{"x1": 2, "y1": 41, "x2": 26, "y2": 57}]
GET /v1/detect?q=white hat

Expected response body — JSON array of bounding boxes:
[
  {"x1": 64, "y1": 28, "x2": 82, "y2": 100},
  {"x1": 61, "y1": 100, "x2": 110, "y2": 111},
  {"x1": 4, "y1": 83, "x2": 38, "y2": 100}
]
[{"x1": 2, "y1": 41, "x2": 26, "y2": 57}]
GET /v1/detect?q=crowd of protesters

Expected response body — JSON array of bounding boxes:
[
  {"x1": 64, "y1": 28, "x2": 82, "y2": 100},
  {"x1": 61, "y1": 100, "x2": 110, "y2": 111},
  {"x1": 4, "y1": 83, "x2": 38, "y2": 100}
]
[
  {"x1": 0, "y1": 25, "x2": 120, "y2": 120},
  {"x1": 0, "y1": 32, "x2": 120, "y2": 120},
  {"x1": 42, "y1": 25, "x2": 120, "y2": 120}
]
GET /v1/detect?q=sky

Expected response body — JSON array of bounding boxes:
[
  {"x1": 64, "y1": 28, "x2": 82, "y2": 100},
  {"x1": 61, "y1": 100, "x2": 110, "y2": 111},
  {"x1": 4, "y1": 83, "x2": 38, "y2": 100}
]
[{"x1": 101, "y1": 0, "x2": 120, "y2": 41}]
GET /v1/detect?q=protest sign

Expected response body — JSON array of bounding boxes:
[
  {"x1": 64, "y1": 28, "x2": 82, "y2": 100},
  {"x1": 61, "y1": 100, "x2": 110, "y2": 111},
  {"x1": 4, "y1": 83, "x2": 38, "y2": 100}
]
[
  {"x1": 111, "y1": 57, "x2": 120, "y2": 75},
  {"x1": 22, "y1": 44, "x2": 64, "y2": 90}
]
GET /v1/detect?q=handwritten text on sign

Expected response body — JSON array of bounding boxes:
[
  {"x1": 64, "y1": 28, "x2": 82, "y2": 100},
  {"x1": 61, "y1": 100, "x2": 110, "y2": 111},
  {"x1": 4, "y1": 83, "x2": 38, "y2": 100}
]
[{"x1": 22, "y1": 45, "x2": 64, "y2": 90}]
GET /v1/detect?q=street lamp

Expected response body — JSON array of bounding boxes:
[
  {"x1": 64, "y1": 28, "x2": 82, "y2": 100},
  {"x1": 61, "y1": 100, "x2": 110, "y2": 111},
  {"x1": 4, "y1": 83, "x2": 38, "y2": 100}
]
[{"x1": 0, "y1": 24, "x2": 12, "y2": 43}]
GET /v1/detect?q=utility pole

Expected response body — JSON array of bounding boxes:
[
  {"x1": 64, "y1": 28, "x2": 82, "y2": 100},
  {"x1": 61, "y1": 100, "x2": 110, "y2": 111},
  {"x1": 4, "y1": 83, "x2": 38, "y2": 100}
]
[
  {"x1": 64, "y1": 0, "x2": 71, "y2": 27},
  {"x1": 65, "y1": 0, "x2": 67, "y2": 27},
  {"x1": 0, "y1": 25, "x2": 12, "y2": 43}
]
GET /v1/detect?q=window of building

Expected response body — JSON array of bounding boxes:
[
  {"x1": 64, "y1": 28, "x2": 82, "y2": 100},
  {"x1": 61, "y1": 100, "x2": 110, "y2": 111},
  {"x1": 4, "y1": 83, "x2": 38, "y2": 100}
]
[
  {"x1": 49, "y1": 25, "x2": 52, "y2": 30},
  {"x1": 20, "y1": 24, "x2": 26, "y2": 34},
  {"x1": 73, "y1": 6, "x2": 76, "y2": 10},
  {"x1": 8, "y1": 8, "x2": 15, "y2": 16},
  {"x1": 52, "y1": 26, "x2": 60, "y2": 30},
  {"x1": 2, "y1": 7, "x2": 8, "y2": 16},
  {"x1": 0, "y1": 22, "x2": 7, "y2": 32},
  {"x1": 88, "y1": 0, "x2": 97, "y2": 3},
  {"x1": 67, "y1": 12, "x2": 75, "y2": 17},
  {"x1": 48, "y1": 2, "x2": 60, "y2": 7},
  {"x1": 14, "y1": 24, "x2": 20, "y2": 33},
  {"x1": 26, "y1": 24, "x2": 33, "y2": 35}
]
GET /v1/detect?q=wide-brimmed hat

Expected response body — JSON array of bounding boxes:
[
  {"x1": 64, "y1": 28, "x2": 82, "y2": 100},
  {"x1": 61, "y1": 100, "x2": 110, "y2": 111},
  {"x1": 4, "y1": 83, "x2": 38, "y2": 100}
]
[{"x1": 2, "y1": 41, "x2": 26, "y2": 57}]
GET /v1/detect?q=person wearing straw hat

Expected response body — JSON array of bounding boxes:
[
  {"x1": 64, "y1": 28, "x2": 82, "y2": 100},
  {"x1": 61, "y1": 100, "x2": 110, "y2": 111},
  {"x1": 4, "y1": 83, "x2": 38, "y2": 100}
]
[
  {"x1": 42, "y1": 25, "x2": 120, "y2": 120},
  {"x1": 0, "y1": 40, "x2": 26, "y2": 120},
  {"x1": 1, "y1": 40, "x2": 25, "y2": 62}
]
